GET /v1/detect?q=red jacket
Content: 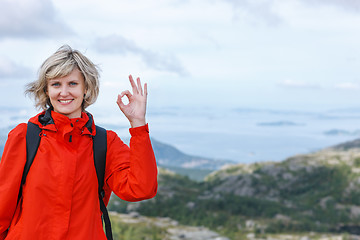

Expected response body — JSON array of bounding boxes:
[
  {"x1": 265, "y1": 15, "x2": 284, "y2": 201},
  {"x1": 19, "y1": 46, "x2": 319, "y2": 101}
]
[{"x1": 0, "y1": 110, "x2": 158, "y2": 239}]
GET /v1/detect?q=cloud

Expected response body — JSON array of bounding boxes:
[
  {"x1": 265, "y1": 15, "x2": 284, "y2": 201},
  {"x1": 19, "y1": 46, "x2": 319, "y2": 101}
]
[
  {"x1": 335, "y1": 82, "x2": 360, "y2": 90},
  {"x1": 0, "y1": 0, "x2": 72, "y2": 39},
  {"x1": 301, "y1": 0, "x2": 360, "y2": 12},
  {"x1": 94, "y1": 35, "x2": 188, "y2": 76},
  {"x1": 0, "y1": 57, "x2": 32, "y2": 79},
  {"x1": 278, "y1": 79, "x2": 320, "y2": 89},
  {"x1": 222, "y1": 0, "x2": 283, "y2": 25},
  {"x1": 222, "y1": 0, "x2": 360, "y2": 26}
]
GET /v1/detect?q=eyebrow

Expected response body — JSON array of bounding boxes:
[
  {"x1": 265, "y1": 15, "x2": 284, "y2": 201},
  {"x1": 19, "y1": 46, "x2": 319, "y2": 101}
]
[{"x1": 48, "y1": 79, "x2": 80, "y2": 82}]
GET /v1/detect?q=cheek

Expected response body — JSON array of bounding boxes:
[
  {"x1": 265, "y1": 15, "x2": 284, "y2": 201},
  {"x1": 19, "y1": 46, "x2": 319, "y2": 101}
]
[
  {"x1": 47, "y1": 89, "x2": 55, "y2": 99},
  {"x1": 78, "y1": 89, "x2": 85, "y2": 98},
  {"x1": 47, "y1": 88, "x2": 59, "y2": 103}
]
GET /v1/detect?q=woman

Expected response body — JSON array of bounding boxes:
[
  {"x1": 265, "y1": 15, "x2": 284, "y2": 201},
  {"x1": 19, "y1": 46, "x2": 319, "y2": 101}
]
[{"x1": 0, "y1": 45, "x2": 158, "y2": 239}]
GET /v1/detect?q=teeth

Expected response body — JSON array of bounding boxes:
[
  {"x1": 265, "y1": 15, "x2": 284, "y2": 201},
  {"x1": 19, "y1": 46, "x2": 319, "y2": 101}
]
[{"x1": 59, "y1": 100, "x2": 72, "y2": 103}]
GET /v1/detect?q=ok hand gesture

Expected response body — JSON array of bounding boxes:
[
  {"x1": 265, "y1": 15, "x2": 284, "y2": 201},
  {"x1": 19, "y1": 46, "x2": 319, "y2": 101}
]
[{"x1": 116, "y1": 75, "x2": 147, "y2": 128}]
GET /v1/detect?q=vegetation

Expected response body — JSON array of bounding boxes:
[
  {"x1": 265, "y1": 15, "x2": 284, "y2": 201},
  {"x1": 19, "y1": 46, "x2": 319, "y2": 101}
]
[
  {"x1": 108, "y1": 149, "x2": 360, "y2": 239},
  {"x1": 110, "y1": 214, "x2": 166, "y2": 240}
]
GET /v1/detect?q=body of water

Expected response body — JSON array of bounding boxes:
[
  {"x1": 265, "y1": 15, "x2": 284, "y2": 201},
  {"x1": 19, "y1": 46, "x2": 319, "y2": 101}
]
[
  {"x1": 1, "y1": 106, "x2": 360, "y2": 164},
  {"x1": 94, "y1": 106, "x2": 360, "y2": 163}
]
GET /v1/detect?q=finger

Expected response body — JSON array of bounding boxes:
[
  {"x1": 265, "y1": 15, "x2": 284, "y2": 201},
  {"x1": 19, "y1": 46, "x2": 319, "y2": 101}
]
[
  {"x1": 129, "y1": 75, "x2": 139, "y2": 94},
  {"x1": 117, "y1": 91, "x2": 132, "y2": 106},
  {"x1": 119, "y1": 90, "x2": 132, "y2": 99},
  {"x1": 144, "y1": 83, "x2": 148, "y2": 96},
  {"x1": 137, "y1": 77, "x2": 143, "y2": 96}
]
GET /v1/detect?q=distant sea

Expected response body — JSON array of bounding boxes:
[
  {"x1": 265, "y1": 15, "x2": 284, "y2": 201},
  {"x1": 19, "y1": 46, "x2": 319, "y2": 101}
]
[
  {"x1": 97, "y1": 106, "x2": 360, "y2": 164},
  {"x1": 1, "y1": 106, "x2": 360, "y2": 164}
]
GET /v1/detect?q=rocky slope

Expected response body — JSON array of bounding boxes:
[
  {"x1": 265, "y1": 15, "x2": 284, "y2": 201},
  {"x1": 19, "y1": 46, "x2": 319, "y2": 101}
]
[
  {"x1": 109, "y1": 139, "x2": 360, "y2": 238},
  {"x1": 109, "y1": 212, "x2": 360, "y2": 240},
  {"x1": 203, "y1": 147, "x2": 360, "y2": 233},
  {"x1": 110, "y1": 212, "x2": 230, "y2": 240}
]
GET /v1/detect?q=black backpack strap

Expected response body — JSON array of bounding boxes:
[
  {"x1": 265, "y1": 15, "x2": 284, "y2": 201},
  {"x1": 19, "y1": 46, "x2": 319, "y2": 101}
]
[
  {"x1": 93, "y1": 125, "x2": 112, "y2": 240},
  {"x1": 93, "y1": 125, "x2": 107, "y2": 196},
  {"x1": 18, "y1": 122, "x2": 42, "y2": 202}
]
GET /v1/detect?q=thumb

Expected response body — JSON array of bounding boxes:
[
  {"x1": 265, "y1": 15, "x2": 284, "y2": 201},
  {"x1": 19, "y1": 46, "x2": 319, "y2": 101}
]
[{"x1": 116, "y1": 94, "x2": 126, "y2": 110}]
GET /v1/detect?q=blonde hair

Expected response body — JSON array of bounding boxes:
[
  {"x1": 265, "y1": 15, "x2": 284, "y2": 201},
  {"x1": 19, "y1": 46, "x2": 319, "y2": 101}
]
[{"x1": 25, "y1": 45, "x2": 100, "y2": 110}]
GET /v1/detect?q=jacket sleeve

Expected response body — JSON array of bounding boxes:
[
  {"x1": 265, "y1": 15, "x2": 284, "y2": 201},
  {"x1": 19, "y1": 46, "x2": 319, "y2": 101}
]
[
  {"x1": 104, "y1": 124, "x2": 158, "y2": 202},
  {"x1": 0, "y1": 124, "x2": 27, "y2": 239}
]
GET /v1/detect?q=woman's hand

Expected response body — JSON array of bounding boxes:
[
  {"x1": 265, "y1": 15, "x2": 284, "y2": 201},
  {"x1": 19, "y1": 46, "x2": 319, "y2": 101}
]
[{"x1": 116, "y1": 75, "x2": 147, "y2": 128}]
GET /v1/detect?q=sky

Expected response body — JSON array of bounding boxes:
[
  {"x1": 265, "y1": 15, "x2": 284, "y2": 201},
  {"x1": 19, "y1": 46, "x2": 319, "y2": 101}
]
[{"x1": 1, "y1": 0, "x2": 360, "y2": 114}]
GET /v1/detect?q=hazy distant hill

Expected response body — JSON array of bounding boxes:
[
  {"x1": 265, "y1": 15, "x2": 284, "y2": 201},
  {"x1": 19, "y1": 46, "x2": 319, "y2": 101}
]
[
  {"x1": 151, "y1": 138, "x2": 234, "y2": 170},
  {"x1": 324, "y1": 129, "x2": 360, "y2": 137},
  {"x1": 330, "y1": 137, "x2": 360, "y2": 150},
  {"x1": 109, "y1": 138, "x2": 360, "y2": 239}
]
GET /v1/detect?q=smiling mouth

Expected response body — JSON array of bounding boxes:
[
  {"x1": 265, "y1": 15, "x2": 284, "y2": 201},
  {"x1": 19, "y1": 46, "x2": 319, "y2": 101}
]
[{"x1": 59, "y1": 100, "x2": 73, "y2": 104}]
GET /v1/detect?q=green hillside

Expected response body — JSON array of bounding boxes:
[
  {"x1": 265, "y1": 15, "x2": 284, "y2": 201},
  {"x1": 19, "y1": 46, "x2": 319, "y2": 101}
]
[{"x1": 108, "y1": 146, "x2": 360, "y2": 239}]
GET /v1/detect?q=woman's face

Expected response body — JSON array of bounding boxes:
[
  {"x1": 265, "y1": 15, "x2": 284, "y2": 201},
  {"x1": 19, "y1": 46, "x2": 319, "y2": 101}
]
[{"x1": 47, "y1": 68, "x2": 86, "y2": 118}]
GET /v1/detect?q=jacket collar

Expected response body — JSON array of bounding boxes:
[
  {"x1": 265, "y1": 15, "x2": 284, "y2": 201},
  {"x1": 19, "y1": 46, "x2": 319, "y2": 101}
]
[
  {"x1": 38, "y1": 107, "x2": 54, "y2": 126},
  {"x1": 30, "y1": 108, "x2": 96, "y2": 136}
]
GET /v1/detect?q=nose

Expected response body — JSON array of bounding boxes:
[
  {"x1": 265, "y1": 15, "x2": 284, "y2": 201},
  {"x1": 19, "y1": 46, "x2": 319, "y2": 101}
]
[{"x1": 59, "y1": 85, "x2": 70, "y2": 96}]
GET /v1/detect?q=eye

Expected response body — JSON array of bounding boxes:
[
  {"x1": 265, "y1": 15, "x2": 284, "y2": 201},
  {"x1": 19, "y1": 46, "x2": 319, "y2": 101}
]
[
  {"x1": 51, "y1": 82, "x2": 60, "y2": 87},
  {"x1": 69, "y1": 82, "x2": 78, "y2": 86}
]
